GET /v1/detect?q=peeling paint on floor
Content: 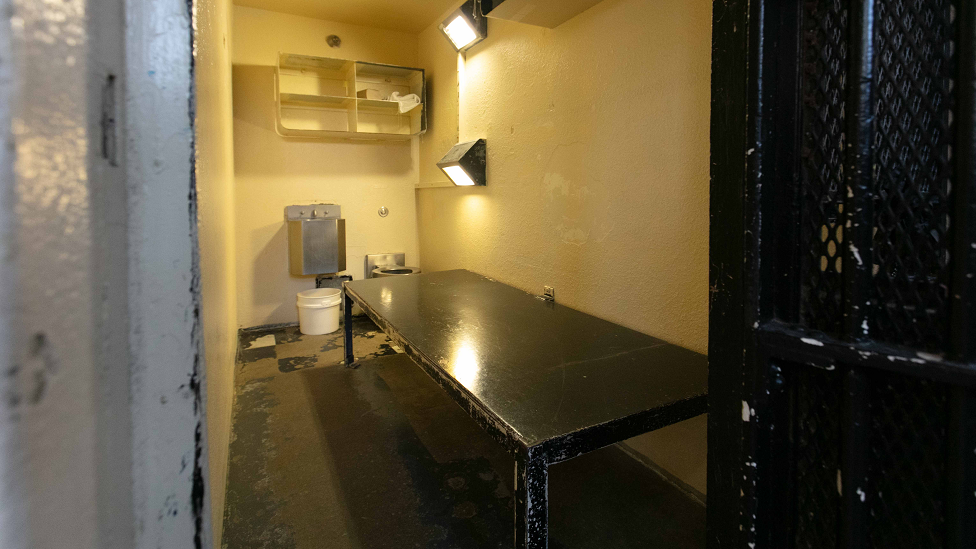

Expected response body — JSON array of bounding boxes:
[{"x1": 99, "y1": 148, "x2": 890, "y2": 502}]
[
  {"x1": 247, "y1": 335, "x2": 276, "y2": 350},
  {"x1": 222, "y1": 317, "x2": 704, "y2": 549}
]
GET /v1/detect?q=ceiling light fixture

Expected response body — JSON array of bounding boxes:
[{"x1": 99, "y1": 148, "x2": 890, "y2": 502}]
[{"x1": 439, "y1": 0, "x2": 487, "y2": 52}]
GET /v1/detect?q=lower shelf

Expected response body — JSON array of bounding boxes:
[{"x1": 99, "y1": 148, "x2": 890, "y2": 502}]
[
  {"x1": 277, "y1": 95, "x2": 424, "y2": 140},
  {"x1": 275, "y1": 125, "x2": 420, "y2": 141},
  {"x1": 277, "y1": 113, "x2": 424, "y2": 140}
]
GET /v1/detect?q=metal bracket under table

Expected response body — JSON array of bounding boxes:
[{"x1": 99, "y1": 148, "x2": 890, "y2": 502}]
[{"x1": 343, "y1": 269, "x2": 707, "y2": 549}]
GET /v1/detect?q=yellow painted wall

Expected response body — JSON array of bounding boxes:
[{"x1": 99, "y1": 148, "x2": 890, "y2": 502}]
[
  {"x1": 416, "y1": 0, "x2": 711, "y2": 493},
  {"x1": 417, "y1": 17, "x2": 459, "y2": 188},
  {"x1": 233, "y1": 6, "x2": 422, "y2": 328},
  {"x1": 194, "y1": 0, "x2": 238, "y2": 544}
]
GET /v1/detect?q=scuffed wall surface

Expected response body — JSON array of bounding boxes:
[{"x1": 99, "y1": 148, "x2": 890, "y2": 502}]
[
  {"x1": 126, "y1": 0, "x2": 212, "y2": 547},
  {"x1": 1, "y1": 0, "x2": 209, "y2": 546},
  {"x1": 416, "y1": 0, "x2": 711, "y2": 493},
  {"x1": 194, "y1": 0, "x2": 237, "y2": 546},
  {"x1": 0, "y1": 0, "x2": 19, "y2": 544},
  {"x1": 3, "y1": 0, "x2": 101, "y2": 546},
  {"x1": 233, "y1": 7, "x2": 421, "y2": 328},
  {"x1": 88, "y1": 0, "x2": 136, "y2": 544},
  {"x1": 624, "y1": 414, "x2": 708, "y2": 496}
]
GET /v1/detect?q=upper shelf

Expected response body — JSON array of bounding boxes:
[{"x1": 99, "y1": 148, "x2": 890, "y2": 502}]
[
  {"x1": 279, "y1": 93, "x2": 353, "y2": 108},
  {"x1": 274, "y1": 53, "x2": 427, "y2": 140}
]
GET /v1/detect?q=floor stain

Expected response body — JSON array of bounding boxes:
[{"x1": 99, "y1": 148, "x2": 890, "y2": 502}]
[
  {"x1": 223, "y1": 377, "x2": 296, "y2": 548},
  {"x1": 223, "y1": 316, "x2": 705, "y2": 549},
  {"x1": 277, "y1": 355, "x2": 317, "y2": 373}
]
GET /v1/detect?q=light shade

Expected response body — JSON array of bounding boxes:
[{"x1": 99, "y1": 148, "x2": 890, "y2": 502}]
[
  {"x1": 439, "y1": 0, "x2": 487, "y2": 52},
  {"x1": 437, "y1": 139, "x2": 487, "y2": 187}
]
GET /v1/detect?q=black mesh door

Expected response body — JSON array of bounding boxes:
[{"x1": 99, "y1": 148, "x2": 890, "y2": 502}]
[{"x1": 708, "y1": 0, "x2": 976, "y2": 547}]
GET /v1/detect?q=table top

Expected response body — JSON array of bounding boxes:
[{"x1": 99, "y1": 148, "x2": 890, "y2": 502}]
[{"x1": 344, "y1": 270, "x2": 707, "y2": 450}]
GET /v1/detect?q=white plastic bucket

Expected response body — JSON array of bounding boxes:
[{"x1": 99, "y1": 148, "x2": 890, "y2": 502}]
[{"x1": 296, "y1": 288, "x2": 342, "y2": 335}]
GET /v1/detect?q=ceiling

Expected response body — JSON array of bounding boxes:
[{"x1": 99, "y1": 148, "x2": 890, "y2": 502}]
[{"x1": 233, "y1": 0, "x2": 461, "y2": 34}]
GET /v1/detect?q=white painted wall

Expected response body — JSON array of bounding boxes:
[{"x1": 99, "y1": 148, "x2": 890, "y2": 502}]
[
  {"x1": 2, "y1": 0, "x2": 127, "y2": 546},
  {"x1": 0, "y1": 0, "x2": 17, "y2": 543},
  {"x1": 233, "y1": 7, "x2": 422, "y2": 328},
  {"x1": 126, "y1": 0, "x2": 212, "y2": 546},
  {"x1": 0, "y1": 0, "x2": 211, "y2": 546},
  {"x1": 416, "y1": 0, "x2": 712, "y2": 493}
]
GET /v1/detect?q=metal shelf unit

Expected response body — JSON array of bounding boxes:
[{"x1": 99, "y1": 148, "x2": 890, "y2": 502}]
[{"x1": 274, "y1": 53, "x2": 426, "y2": 140}]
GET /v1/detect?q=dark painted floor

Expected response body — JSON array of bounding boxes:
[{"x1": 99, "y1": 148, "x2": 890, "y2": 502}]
[{"x1": 222, "y1": 317, "x2": 705, "y2": 549}]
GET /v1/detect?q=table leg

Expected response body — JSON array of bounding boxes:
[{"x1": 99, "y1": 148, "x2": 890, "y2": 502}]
[
  {"x1": 343, "y1": 290, "x2": 355, "y2": 368},
  {"x1": 515, "y1": 449, "x2": 548, "y2": 549}
]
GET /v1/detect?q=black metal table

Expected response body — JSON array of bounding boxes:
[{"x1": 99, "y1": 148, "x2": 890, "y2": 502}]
[{"x1": 342, "y1": 270, "x2": 708, "y2": 549}]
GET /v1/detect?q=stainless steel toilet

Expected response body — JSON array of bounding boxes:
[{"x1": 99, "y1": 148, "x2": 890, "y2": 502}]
[
  {"x1": 371, "y1": 265, "x2": 422, "y2": 278},
  {"x1": 365, "y1": 253, "x2": 421, "y2": 279}
]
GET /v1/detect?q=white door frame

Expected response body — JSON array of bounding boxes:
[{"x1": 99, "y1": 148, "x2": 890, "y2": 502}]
[{"x1": 0, "y1": 0, "x2": 209, "y2": 547}]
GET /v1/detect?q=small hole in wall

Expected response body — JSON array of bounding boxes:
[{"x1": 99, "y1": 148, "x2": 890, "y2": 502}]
[{"x1": 327, "y1": 35, "x2": 341, "y2": 48}]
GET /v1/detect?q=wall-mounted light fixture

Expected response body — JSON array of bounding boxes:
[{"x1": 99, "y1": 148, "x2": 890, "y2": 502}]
[
  {"x1": 439, "y1": 0, "x2": 487, "y2": 52},
  {"x1": 437, "y1": 139, "x2": 487, "y2": 186}
]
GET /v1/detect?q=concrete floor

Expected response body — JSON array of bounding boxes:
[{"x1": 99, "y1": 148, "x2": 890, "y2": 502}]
[{"x1": 222, "y1": 317, "x2": 705, "y2": 549}]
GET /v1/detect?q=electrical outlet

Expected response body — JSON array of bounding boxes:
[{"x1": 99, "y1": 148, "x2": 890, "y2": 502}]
[{"x1": 543, "y1": 286, "x2": 555, "y2": 301}]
